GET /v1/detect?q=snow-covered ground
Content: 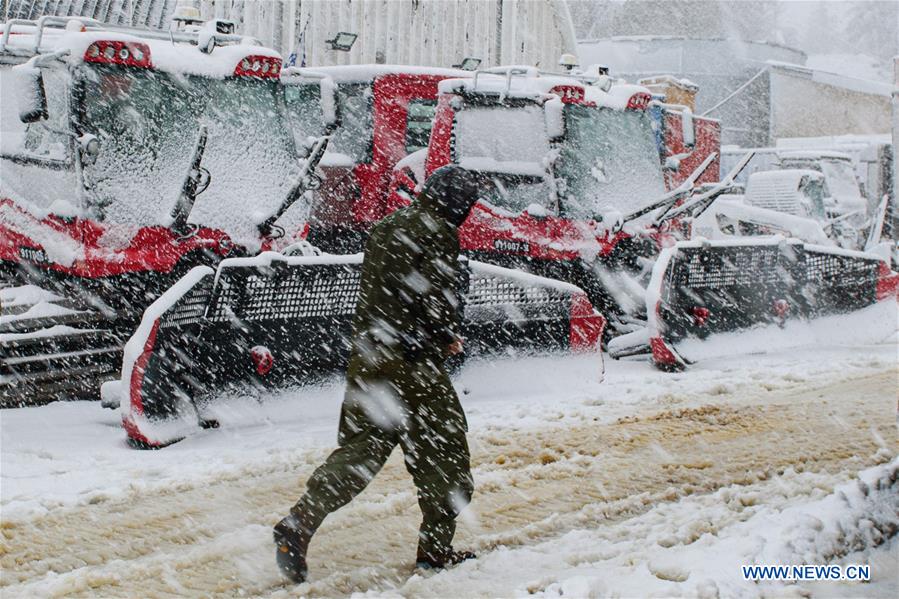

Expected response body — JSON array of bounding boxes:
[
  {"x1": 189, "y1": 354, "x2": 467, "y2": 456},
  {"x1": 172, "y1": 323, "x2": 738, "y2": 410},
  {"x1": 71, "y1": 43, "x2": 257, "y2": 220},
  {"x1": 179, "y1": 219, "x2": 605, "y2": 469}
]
[{"x1": 1, "y1": 339, "x2": 897, "y2": 597}]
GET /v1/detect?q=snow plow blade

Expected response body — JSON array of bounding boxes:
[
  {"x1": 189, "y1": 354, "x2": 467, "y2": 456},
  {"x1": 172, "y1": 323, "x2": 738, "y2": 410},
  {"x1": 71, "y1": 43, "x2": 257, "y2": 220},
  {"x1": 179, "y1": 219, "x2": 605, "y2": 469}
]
[
  {"x1": 115, "y1": 252, "x2": 605, "y2": 448},
  {"x1": 647, "y1": 238, "x2": 899, "y2": 370}
]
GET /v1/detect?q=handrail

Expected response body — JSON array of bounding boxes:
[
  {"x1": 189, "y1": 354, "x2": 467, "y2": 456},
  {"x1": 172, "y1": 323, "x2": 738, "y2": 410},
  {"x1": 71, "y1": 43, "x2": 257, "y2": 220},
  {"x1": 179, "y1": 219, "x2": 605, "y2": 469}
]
[
  {"x1": 472, "y1": 66, "x2": 534, "y2": 95},
  {"x1": 1, "y1": 15, "x2": 260, "y2": 56}
]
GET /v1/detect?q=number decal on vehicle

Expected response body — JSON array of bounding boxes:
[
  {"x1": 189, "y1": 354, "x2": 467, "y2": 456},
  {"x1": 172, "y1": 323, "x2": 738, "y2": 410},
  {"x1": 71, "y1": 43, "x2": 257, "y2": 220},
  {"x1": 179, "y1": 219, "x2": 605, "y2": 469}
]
[
  {"x1": 493, "y1": 239, "x2": 530, "y2": 254},
  {"x1": 19, "y1": 247, "x2": 49, "y2": 264}
]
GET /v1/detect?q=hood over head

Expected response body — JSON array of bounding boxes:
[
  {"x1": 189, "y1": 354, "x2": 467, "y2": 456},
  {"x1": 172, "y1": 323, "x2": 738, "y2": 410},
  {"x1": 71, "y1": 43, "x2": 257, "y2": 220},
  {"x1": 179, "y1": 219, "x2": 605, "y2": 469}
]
[{"x1": 417, "y1": 165, "x2": 488, "y2": 227}]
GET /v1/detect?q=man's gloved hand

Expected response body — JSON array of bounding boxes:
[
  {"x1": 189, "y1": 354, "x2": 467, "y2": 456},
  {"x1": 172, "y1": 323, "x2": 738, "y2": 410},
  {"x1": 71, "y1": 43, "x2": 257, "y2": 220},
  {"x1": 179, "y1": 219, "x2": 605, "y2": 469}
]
[{"x1": 448, "y1": 339, "x2": 464, "y2": 355}]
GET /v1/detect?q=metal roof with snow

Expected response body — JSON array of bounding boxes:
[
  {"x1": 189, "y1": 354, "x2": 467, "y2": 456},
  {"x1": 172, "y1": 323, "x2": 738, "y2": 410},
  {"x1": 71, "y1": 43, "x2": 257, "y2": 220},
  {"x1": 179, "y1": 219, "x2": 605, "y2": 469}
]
[{"x1": 766, "y1": 60, "x2": 894, "y2": 98}]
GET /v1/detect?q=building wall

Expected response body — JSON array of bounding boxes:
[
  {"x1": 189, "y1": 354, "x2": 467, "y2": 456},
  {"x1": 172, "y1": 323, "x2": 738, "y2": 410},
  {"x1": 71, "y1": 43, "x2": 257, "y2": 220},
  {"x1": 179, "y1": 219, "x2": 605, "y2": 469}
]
[
  {"x1": 201, "y1": 0, "x2": 576, "y2": 69},
  {"x1": 769, "y1": 67, "x2": 892, "y2": 139},
  {"x1": 577, "y1": 37, "x2": 806, "y2": 148},
  {"x1": 4, "y1": 0, "x2": 577, "y2": 69},
  {"x1": 5, "y1": 0, "x2": 176, "y2": 29}
]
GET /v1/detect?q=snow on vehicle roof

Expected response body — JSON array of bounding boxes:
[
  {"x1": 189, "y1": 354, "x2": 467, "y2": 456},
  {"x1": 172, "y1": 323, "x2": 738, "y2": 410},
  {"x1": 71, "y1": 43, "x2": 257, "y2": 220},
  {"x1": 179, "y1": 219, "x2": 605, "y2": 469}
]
[
  {"x1": 636, "y1": 74, "x2": 699, "y2": 90},
  {"x1": 749, "y1": 169, "x2": 824, "y2": 185},
  {"x1": 777, "y1": 150, "x2": 854, "y2": 162},
  {"x1": 1, "y1": 26, "x2": 280, "y2": 79},
  {"x1": 307, "y1": 64, "x2": 470, "y2": 82},
  {"x1": 439, "y1": 68, "x2": 577, "y2": 99},
  {"x1": 776, "y1": 133, "x2": 891, "y2": 149},
  {"x1": 439, "y1": 70, "x2": 652, "y2": 110},
  {"x1": 586, "y1": 82, "x2": 652, "y2": 110}
]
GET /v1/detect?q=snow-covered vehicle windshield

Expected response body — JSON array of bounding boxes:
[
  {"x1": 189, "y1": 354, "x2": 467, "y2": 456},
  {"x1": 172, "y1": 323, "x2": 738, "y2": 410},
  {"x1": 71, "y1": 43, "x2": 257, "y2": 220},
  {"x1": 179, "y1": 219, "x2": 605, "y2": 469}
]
[
  {"x1": 285, "y1": 82, "x2": 372, "y2": 165},
  {"x1": 453, "y1": 103, "x2": 554, "y2": 214},
  {"x1": 556, "y1": 105, "x2": 665, "y2": 220},
  {"x1": 454, "y1": 104, "x2": 550, "y2": 168},
  {"x1": 81, "y1": 64, "x2": 301, "y2": 244},
  {"x1": 818, "y1": 160, "x2": 862, "y2": 204},
  {"x1": 821, "y1": 160, "x2": 862, "y2": 209},
  {"x1": 779, "y1": 157, "x2": 863, "y2": 203}
]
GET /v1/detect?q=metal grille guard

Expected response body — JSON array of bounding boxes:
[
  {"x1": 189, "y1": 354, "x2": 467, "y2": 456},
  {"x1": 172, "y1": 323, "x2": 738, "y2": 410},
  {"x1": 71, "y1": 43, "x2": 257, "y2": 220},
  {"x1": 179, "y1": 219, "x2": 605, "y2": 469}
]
[
  {"x1": 646, "y1": 237, "x2": 898, "y2": 370},
  {"x1": 117, "y1": 252, "x2": 605, "y2": 447}
]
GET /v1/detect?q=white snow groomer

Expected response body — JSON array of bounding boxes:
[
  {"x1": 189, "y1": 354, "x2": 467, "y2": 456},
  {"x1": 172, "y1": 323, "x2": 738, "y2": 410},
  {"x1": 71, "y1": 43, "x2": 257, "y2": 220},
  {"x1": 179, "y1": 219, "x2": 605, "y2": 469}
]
[
  {"x1": 112, "y1": 250, "x2": 605, "y2": 448},
  {"x1": 0, "y1": 16, "x2": 331, "y2": 404},
  {"x1": 644, "y1": 161, "x2": 899, "y2": 370}
]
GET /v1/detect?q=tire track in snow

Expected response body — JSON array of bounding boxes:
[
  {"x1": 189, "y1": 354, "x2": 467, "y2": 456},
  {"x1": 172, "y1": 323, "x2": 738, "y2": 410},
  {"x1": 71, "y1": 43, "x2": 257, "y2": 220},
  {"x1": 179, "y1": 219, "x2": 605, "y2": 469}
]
[{"x1": 1, "y1": 370, "x2": 895, "y2": 597}]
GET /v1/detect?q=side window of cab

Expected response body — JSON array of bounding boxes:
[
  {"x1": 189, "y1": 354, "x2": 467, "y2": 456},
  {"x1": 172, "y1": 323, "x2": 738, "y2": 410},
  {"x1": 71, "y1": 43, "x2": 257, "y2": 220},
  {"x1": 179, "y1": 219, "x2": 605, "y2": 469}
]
[
  {"x1": 798, "y1": 176, "x2": 828, "y2": 219},
  {"x1": 0, "y1": 65, "x2": 72, "y2": 163},
  {"x1": 284, "y1": 82, "x2": 324, "y2": 147},
  {"x1": 404, "y1": 99, "x2": 437, "y2": 154}
]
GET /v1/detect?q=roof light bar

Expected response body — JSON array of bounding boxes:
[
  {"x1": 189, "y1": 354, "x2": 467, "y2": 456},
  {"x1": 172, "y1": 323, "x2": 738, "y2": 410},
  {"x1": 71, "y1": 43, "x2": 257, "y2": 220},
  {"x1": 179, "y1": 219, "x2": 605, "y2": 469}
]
[
  {"x1": 549, "y1": 85, "x2": 586, "y2": 104},
  {"x1": 234, "y1": 55, "x2": 282, "y2": 79},
  {"x1": 626, "y1": 92, "x2": 652, "y2": 111},
  {"x1": 84, "y1": 40, "x2": 152, "y2": 68}
]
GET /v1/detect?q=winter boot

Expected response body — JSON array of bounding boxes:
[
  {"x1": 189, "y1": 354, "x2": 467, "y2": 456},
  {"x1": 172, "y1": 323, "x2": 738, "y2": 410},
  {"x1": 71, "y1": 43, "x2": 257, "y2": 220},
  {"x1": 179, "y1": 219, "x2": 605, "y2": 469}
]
[
  {"x1": 273, "y1": 513, "x2": 315, "y2": 583},
  {"x1": 415, "y1": 548, "x2": 477, "y2": 570}
]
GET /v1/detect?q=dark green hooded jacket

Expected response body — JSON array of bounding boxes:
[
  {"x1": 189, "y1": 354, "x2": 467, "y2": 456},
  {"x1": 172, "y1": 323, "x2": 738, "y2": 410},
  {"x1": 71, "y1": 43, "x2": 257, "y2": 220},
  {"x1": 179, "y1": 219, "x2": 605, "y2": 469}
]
[{"x1": 346, "y1": 166, "x2": 483, "y2": 379}]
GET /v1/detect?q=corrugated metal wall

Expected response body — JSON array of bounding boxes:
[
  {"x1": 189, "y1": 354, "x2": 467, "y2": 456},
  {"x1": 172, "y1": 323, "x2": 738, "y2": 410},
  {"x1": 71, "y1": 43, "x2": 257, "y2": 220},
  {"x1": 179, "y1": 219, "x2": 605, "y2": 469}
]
[
  {"x1": 5, "y1": 0, "x2": 577, "y2": 69},
  {"x1": 5, "y1": 0, "x2": 176, "y2": 30}
]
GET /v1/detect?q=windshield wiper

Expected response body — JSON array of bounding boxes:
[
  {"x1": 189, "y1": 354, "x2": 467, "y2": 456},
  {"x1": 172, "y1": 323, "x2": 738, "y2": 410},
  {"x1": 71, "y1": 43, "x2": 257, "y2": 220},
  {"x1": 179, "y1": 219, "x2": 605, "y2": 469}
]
[
  {"x1": 654, "y1": 151, "x2": 755, "y2": 227},
  {"x1": 170, "y1": 125, "x2": 210, "y2": 235},
  {"x1": 621, "y1": 152, "x2": 718, "y2": 225},
  {"x1": 257, "y1": 125, "x2": 335, "y2": 239}
]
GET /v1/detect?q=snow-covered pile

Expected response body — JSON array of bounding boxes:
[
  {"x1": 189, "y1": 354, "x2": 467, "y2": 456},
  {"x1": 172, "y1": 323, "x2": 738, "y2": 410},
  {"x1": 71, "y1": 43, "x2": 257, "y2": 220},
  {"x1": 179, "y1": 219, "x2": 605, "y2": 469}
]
[{"x1": 417, "y1": 459, "x2": 898, "y2": 598}]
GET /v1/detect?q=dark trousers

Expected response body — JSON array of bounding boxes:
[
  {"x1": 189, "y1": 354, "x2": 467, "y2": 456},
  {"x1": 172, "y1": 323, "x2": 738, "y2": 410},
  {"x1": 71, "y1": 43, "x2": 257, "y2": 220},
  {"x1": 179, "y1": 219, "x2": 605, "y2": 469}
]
[{"x1": 292, "y1": 357, "x2": 473, "y2": 558}]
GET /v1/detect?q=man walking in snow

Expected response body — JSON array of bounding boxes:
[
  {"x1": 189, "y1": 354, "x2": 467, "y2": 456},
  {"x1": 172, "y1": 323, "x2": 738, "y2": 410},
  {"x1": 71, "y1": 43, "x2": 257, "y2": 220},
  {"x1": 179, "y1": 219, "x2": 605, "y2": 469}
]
[{"x1": 274, "y1": 166, "x2": 484, "y2": 583}]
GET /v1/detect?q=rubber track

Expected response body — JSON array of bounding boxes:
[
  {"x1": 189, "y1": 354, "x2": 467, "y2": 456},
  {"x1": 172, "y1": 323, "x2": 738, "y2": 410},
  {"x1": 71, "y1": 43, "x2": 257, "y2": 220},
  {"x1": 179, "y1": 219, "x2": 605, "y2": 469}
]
[{"x1": 0, "y1": 305, "x2": 124, "y2": 407}]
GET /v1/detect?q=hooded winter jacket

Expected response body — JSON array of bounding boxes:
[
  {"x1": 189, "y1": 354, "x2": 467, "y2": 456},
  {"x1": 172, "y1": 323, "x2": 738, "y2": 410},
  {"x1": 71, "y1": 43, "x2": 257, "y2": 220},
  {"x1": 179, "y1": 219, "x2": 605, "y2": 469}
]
[{"x1": 347, "y1": 166, "x2": 482, "y2": 375}]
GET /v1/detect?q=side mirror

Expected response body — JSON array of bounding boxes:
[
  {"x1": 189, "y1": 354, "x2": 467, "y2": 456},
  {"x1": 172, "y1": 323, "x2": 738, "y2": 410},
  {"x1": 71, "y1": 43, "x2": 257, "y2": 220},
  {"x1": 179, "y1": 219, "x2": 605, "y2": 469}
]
[
  {"x1": 681, "y1": 108, "x2": 695, "y2": 150},
  {"x1": 525, "y1": 203, "x2": 549, "y2": 218},
  {"x1": 282, "y1": 68, "x2": 341, "y2": 134},
  {"x1": 544, "y1": 96, "x2": 564, "y2": 141},
  {"x1": 79, "y1": 133, "x2": 101, "y2": 165},
  {"x1": 664, "y1": 156, "x2": 681, "y2": 172},
  {"x1": 18, "y1": 67, "x2": 49, "y2": 124},
  {"x1": 322, "y1": 79, "x2": 341, "y2": 132}
]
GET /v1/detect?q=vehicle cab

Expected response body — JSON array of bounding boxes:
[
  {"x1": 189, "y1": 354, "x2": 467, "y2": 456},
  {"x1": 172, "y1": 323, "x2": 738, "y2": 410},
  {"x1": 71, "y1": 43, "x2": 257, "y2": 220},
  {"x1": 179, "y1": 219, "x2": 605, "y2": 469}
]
[
  {"x1": 692, "y1": 169, "x2": 861, "y2": 249},
  {"x1": 387, "y1": 67, "x2": 716, "y2": 324},
  {"x1": 777, "y1": 151, "x2": 867, "y2": 221},
  {"x1": 283, "y1": 65, "x2": 470, "y2": 253},
  {"x1": 0, "y1": 16, "x2": 319, "y2": 308}
]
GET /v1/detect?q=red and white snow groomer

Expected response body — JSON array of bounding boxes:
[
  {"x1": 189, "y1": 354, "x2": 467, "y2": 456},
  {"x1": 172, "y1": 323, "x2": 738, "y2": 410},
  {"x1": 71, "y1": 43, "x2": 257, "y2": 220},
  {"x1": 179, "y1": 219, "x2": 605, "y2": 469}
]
[
  {"x1": 287, "y1": 65, "x2": 471, "y2": 253},
  {"x1": 0, "y1": 16, "x2": 332, "y2": 402},
  {"x1": 385, "y1": 67, "x2": 898, "y2": 367},
  {"x1": 0, "y1": 16, "x2": 326, "y2": 305},
  {"x1": 385, "y1": 67, "x2": 720, "y2": 337},
  {"x1": 648, "y1": 166, "x2": 899, "y2": 369}
]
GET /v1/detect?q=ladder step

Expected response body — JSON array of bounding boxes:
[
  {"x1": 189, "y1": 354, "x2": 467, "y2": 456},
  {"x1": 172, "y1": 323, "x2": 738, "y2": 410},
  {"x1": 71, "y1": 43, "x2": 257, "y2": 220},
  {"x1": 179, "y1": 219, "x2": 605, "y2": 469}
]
[{"x1": 2, "y1": 346, "x2": 122, "y2": 374}]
